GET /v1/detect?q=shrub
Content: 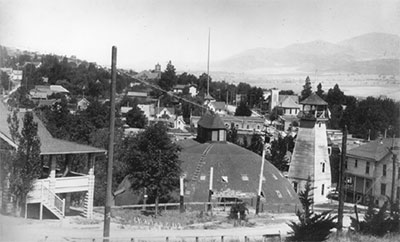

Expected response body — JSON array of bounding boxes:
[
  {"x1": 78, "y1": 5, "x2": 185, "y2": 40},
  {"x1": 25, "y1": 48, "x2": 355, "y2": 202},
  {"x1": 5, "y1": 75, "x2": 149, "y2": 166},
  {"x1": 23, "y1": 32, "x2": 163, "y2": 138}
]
[{"x1": 287, "y1": 179, "x2": 337, "y2": 242}]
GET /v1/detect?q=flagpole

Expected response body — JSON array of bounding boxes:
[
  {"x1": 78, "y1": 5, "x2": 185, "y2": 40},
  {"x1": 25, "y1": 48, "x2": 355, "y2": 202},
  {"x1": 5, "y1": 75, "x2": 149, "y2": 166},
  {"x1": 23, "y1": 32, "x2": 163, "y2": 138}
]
[
  {"x1": 208, "y1": 166, "x2": 213, "y2": 212},
  {"x1": 256, "y1": 145, "x2": 266, "y2": 215}
]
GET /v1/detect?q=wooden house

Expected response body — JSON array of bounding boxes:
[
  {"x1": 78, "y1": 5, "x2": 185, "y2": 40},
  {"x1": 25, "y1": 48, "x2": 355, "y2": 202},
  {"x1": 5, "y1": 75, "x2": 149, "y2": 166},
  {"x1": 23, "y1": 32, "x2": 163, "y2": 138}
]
[{"x1": 0, "y1": 103, "x2": 106, "y2": 219}]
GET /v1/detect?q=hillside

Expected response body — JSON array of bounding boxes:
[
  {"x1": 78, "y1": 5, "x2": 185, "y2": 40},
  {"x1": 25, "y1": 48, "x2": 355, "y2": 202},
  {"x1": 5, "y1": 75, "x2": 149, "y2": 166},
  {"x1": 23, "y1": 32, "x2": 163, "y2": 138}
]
[{"x1": 213, "y1": 33, "x2": 400, "y2": 75}]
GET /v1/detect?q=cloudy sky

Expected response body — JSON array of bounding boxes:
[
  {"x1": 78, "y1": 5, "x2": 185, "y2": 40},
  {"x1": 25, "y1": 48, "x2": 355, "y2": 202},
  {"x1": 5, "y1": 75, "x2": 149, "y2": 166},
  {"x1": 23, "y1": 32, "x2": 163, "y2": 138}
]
[{"x1": 1, "y1": 0, "x2": 399, "y2": 71}]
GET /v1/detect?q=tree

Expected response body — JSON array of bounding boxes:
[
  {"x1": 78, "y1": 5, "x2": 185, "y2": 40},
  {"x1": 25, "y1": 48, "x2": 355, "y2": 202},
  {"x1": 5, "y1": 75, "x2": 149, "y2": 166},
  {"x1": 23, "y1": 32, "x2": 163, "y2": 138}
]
[
  {"x1": 268, "y1": 135, "x2": 294, "y2": 171},
  {"x1": 300, "y1": 76, "x2": 312, "y2": 101},
  {"x1": 287, "y1": 178, "x2": 337, "y2": 242},
  {"x1": 123, "y1": 122, "x2": 182, "y2": 216},
  {"x1": 158, "y1": 61, "x2": 177, "y2": 91},
  {"x1": 235, "y1": 102, "x2": 252, "y2": 116},
  {"x1": 126, "y1": 104, "x2": 147, "y2": 128},
  {"x1": 226, "y1": 124, "x2": 238, "y2": 144},
  {"x1": 316, "y1": 83, "x2": 325, "y2": 99},
  {"x1": 247, "y1": 133, "x2": 264, "y2": 155},
  {"x1": 1, "y1": 71, "x2": 10, "y2": 91},
  {"x1": 7, "y1": 111, "x2": 41, "y2": 216}
]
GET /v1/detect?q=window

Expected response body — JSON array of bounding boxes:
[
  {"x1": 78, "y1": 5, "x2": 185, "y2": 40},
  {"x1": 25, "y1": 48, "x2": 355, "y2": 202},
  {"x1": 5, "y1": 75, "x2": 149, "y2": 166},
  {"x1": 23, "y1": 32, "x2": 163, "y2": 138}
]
[
  {"x1": 247, "y1": 125, "x2": 249, "y2": 129},
  {"x1": 355, "y1": 159, "x2": 358, "y2": 168},
  {"x1": 272, "y1": 174, "x2": 278, "y2": 180},
  {"x1": 328, "y1": 147, "x2": 332, "y2": 155},
  {"x1": 321, "y1": 184, "x2": 325, "y2": 195},
  {"x1": 293, "y1": 182, "x2": 298, "y2": 193},
  {"x1": 381, "y1": 183, "x2": 386, "y2": 196},
  {"x1": 275, "y1": 190, "x2": 283, "y2": 198},
  {"x1": 345, "y1": 160, "x2": 348, "y2": 169},
  {"x1": 366, "y1": 162, "x2": 370, "y2": 174},
  {"x1": 200, "y1": 175, "x2": 206, "y2": 181},
  {"x1": 383, "y1": 164, "x2": 387, "y2": 177},
  {"x1": 322, "y1": 163, "x2": 325, "y2": 173},
  {"x1": 221, "y1": 176, "x2": 228, "y2": 183},
  {"x1": 241, "y1": 174, "x2": 249, "y2": 181}
]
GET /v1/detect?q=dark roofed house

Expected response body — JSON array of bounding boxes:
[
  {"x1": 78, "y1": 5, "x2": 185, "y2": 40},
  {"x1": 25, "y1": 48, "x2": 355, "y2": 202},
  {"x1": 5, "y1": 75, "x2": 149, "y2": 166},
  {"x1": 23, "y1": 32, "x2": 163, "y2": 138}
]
[{"x1": 0, "y1": 103, "x2": 105, "y2": 219}]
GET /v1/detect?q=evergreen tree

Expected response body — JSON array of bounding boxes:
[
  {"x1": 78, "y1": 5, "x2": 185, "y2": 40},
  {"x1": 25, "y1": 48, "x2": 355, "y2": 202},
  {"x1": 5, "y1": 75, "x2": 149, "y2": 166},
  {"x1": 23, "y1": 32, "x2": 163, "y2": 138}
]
[
  {"x1": 287, "y1": 178, "x2": 337, "y2": 242},
  {"x1": 7, "y1": 111, "x2": 41, "y2": 216},
  {"x1": 316, "y1": 82, "x2": 325, "y2": 99},
  {"x1": 247, "y1": 133, "x2": 264, "y2": 155},
  {"x1": 126, "y1": 104, "x2": 147, "y2": 128},
  {"x1": 300, "y1": 76, "x2": 312, "y2": 101},
  {"x1": 235, "y1": 102, "x2": 252, "y2": 116},
  {"x1": 158, "y1": 61, "x2": 177, "y2": 91}
]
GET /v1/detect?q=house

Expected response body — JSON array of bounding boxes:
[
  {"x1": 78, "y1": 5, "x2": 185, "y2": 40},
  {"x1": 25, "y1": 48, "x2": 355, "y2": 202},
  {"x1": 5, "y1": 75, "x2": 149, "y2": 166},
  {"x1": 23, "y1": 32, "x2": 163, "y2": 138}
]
[
  {"x1": 345, "y1": 138, "x2": 400, "y2": 207},
  {"x1": 0, "y1": 103, "x2": 106, "y2": 219},
  {"x1": 172, "y1": 84, "x2": 186, "y2": 94},
  {"x1": 155, "y1": 107, "x2": 176, "y2": 120},
  {"x1": 278, "y1": 95, "x2": 301, "y2": 116},
  {"x1": 10, "y1": 70, "x2": 23, "y2": 81},
  {"x1": 77, "y1": 97, "x2": 90, "y2": 111},
  {"x1": 29, "y1": 85, "x2": 70, "y2": 100},
  {"x1": 188, "y1": 84, "x2": 198, "y2": 97},
  {"x1": 208, "y1": 101, "x2": 227, "y2": 116}
]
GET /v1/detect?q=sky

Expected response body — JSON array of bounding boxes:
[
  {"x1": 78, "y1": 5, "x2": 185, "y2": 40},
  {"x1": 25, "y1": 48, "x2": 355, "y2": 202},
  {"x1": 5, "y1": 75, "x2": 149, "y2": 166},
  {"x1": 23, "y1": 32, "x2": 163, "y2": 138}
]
[{"x1": 1, "y1": 0, "x2": 399, "y2": 71}]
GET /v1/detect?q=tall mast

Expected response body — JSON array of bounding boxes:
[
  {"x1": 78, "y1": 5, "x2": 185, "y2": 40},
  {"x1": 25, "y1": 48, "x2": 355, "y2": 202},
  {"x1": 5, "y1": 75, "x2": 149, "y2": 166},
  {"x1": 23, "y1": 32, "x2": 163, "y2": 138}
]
[{"x1": 207, "y1": 28, "x2": 211, "y2": 96}]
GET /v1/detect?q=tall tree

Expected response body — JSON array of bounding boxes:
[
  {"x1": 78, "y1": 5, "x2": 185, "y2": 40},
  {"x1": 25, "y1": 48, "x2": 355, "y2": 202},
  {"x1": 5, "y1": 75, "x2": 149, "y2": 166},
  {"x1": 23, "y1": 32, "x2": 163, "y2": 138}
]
[
  {"x1": 7, "y1": 111, "x2": 41, "y2": 216},
  {"x1": 158, "y1": 61, "x2": 177, "y2": 91},
  {"x1": 123, "y1": 122, "x2": 181, "y2": 216},
  {"x1": 247, "y1": 133, "x2": 264, "y2": 155},
  {"x1": 316, "y1": 83, "x2": 325, "y2": 99},
  {"x1": 300, "y1": 76, "x2": 312, "y2": 101},
  {"x1": 235, "y1": 102, "x2": 252, "y2": 116},
  {"x1": 1, "y1": 71, "x2": 10, "y2": 91},
  {"x1": 126, "y1": 104, "x2": 147, "y2": 128}
]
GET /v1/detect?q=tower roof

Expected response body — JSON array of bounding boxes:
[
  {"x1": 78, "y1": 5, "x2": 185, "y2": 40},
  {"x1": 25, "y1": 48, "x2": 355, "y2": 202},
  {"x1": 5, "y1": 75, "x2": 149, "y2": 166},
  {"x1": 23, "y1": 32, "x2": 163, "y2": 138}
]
[
  {"x1": 197, "y1": 111, "x2": 225, "y2": 129},
  {"x1": 300, "y1": 93, "x2": 327, "y2": 106}
]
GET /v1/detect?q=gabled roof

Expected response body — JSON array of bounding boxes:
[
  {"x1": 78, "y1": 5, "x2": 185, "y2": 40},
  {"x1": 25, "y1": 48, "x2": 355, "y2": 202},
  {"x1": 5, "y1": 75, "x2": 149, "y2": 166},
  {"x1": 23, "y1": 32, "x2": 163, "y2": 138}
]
[
  {"x1": 197, "y1": 111, "x2": 225, "y2": 129},
  {"x1": 0, "y1": 103, "x2": 106, "y2": 155},
  {"x1": 300, "y1": 93, "x2": 327, "y2": 105},
  {"x1": 347, "y1": 138, "x2": 400, "y2": 162},
  {"x1": 210, "y1": 101, "x2": 226, "y2": 110},
  {"x1": 279, "y1": 95, "x2": 300, "y2": 109}
]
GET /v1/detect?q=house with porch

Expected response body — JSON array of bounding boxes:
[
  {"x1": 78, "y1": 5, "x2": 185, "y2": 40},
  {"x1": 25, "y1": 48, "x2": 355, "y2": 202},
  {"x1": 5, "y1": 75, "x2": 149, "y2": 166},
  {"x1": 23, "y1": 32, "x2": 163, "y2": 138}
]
[
  {"x1": 345, "y1": 138, "x2": 400, "y2": 207},
  {"x1": 0, "y1": 103, "x2": 106, "y2": 219}
]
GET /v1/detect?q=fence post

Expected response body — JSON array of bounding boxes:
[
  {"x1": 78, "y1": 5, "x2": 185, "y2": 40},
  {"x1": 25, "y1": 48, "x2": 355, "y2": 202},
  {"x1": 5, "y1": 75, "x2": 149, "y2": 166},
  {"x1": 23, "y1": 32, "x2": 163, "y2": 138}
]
[
  {"x1": 196, "y1": 237, "x2": 199, "y2": 242},
  {"x1": 166, "y1": 236, "x2": 169, "y2": 242},
  {"x1": 131, "y1": 238, "x2": 134, "y2": 242},
  {"x1": 244, "y1": 236, "x2": 248, "y2": 242},
  {"x1": 221, "y1": 236, "x2": 224, "y2": 242}
]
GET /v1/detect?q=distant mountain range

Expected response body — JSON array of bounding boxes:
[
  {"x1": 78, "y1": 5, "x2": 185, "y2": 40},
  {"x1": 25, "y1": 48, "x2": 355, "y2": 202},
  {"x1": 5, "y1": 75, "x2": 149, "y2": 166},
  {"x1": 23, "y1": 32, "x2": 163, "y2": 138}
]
[{"x1": 213, "y1": 33, "x2": 400, "y2": 75}]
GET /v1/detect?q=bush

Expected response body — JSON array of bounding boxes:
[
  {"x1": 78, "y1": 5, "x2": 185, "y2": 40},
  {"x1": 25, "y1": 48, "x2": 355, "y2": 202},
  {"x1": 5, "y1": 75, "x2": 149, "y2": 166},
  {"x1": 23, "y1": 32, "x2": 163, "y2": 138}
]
[
  {"x1": 350, "y1": 199, "x2": 400, "y2": 237},
  {"x1": 228, "y1": 202, "x2": 248, "y2": 221},
  {"x1": 287, "y1": 179, "x2": 337, "y2": 242}
]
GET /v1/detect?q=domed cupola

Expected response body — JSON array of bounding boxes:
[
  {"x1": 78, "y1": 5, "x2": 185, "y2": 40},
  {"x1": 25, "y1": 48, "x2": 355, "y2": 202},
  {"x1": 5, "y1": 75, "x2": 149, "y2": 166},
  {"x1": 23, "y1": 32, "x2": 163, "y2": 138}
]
[{"x1": 196, "y1": 111, "x2": 226, "y2": 143}]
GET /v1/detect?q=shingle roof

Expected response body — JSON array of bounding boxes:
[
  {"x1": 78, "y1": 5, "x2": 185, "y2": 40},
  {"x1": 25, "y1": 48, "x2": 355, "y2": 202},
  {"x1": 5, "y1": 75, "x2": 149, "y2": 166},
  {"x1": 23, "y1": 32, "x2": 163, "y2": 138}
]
[
  {"x1": 197, "y1": 111, "x2": 226, "y2": 129},
  {"x1": 287, "y1": 124, "x2": 315, "y2": 180},
  {"x1": 280, "y1": 95, "x2": 300, "y2": 108},
  {"x1": 177, "y1": 141, "x2": 300, "y2": 210},
  {"x1": 300, "y1": 93, "x2": 328, "y2": 105},
  {"x1": 0, "y1": 103, "x2": 106, "y2": 155},
  {"x1": 347, "y1": 138, "x2": 400, "y2": 161}
]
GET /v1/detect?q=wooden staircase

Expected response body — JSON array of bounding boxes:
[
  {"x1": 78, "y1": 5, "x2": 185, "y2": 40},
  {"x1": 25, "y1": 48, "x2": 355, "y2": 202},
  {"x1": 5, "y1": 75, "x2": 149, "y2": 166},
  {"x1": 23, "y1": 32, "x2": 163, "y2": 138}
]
[
  {"x1": 191, "y1": 143, "x2": 214, "y2": 182},
  {"x1": 27, "y1": 179, "x2": 65, "y2": 219}
]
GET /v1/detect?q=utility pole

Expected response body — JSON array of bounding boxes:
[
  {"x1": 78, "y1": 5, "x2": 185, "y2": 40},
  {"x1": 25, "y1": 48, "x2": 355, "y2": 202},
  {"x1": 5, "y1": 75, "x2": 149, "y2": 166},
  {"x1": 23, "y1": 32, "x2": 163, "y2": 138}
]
[
  {"x1": 337, "y1": 125, "x2": 347, "y2": 231},
  {"x1": 103, "y1": 46, "x2": 117, "y2": 242},
  {"x1": 208, "y1": 167, "x2": 214, "y2": 212},
  {"x1": 180, "y1": 176, "x2": 185, "y2": 213},
  {"x1": 207, "y1": 28, "x2": 211, "y2": 96},
  {"x1": 390, "y1": 136, "x2": 397, "y2": 204},
  {"x1": 256, "y1": 144, "x2": 266, "y2": 215}
]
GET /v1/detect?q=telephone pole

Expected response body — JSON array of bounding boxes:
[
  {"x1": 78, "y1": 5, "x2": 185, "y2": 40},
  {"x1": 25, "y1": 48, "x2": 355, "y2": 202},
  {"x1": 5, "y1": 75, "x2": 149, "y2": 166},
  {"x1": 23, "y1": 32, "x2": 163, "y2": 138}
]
[
  {"x1": 103, "y1": 46, "x2": 117, "y2": 242},
  {"x1": 337, "y1": 126, "x2": 347, "y2": 230}
]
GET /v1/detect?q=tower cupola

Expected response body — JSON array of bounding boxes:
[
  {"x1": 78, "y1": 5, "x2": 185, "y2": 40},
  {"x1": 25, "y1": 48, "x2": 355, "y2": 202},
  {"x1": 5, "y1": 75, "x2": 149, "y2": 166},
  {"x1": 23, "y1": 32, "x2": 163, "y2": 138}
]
[
  {"x1": 300, "y1": 93, "x2": 329, "y2": 122},
  {"x1": 197, "y1": 111, "x2": 226, "y2": 143}
]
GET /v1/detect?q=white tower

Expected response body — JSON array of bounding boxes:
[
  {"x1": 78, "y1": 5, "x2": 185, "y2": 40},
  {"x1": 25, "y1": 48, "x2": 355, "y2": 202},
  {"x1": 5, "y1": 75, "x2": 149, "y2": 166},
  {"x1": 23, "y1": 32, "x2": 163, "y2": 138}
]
[{"x1": 288, "y1": 93, "x2": 331, "y2": 204}]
